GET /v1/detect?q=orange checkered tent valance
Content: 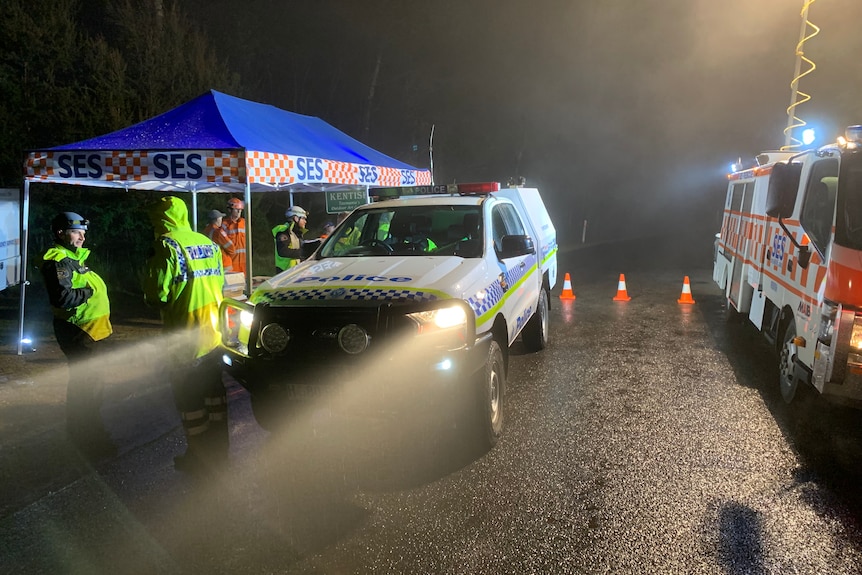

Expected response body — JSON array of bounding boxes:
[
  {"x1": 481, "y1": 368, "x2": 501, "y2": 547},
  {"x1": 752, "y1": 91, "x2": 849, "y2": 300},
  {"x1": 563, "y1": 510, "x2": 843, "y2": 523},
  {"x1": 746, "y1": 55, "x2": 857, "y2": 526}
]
[{"x1": 24, "y1": 90, "x2": 431, "y2": 194}]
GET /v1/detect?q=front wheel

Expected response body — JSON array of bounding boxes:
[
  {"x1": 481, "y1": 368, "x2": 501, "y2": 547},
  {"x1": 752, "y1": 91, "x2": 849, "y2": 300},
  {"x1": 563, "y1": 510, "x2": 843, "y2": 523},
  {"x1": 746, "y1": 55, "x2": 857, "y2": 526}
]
[
  {"x1": 522, "y1": 289, "x2": 549, "y2": 352},
  {"x1": 473, "y1": 339, "x2": 506, "y2": 450},
  {"x1": 778, "y1": 321, "x2": 801, "y2": 404}
]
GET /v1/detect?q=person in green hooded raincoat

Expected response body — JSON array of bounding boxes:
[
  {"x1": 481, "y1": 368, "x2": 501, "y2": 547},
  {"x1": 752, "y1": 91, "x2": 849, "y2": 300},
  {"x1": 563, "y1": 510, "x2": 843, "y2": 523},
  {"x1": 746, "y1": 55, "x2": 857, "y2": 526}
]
[
  {"x1": 143, "y1": 196, "x2": 227, "y2": 474},
  {"x1": 41, "y1": 211, "x2": 115, "y2": 458}
]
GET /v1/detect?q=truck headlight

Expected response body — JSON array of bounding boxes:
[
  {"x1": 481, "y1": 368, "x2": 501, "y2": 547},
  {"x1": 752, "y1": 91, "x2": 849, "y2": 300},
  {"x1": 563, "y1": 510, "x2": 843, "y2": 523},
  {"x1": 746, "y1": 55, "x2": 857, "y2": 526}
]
[
  {"x1": 219, "y1": 298, "x2": 256, "y2": 356},
  {"x1": 408, "y1": 304, "x2": 468, "y2": 334}
]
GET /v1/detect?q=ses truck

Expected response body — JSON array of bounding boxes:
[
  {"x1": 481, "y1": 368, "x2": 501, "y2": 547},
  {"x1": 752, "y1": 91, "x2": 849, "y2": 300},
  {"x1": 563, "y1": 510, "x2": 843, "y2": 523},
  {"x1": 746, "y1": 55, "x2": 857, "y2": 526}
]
[
  {"x1": 219, "y1": 181, "x2": 557, "y2": 449},
  {"x1": 713, "y1": 125, "x2": 862, "y2": 406}
]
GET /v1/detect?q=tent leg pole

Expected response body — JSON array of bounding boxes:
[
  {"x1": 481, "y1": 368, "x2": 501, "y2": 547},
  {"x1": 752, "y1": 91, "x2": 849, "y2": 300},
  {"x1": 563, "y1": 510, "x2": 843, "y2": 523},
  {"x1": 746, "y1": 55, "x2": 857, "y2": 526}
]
[
  {"x1": 191, "y1": 189, "x2": 199, "y2": 232},
  {"x1": 244, "y1": 181, "x2": 252, "y2": 297},
  {"x1": 17, "y1": 181, "x2": 30, "y2": 356}
]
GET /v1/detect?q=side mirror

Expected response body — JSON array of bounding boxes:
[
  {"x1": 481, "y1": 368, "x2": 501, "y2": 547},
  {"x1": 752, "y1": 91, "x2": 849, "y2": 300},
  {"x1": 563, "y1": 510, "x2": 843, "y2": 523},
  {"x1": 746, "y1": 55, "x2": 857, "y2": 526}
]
[
  {"x1": 765, "y1": 162, "x2": 802, "y2": 218},
  {"x1": 499, "y1": 235, "x2": 534, "y2": 258}
]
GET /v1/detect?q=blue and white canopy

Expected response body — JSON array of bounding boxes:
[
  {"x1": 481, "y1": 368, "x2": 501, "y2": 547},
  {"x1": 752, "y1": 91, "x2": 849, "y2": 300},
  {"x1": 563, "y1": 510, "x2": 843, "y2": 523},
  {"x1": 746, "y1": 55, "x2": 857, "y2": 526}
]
[{"x1": 24, "y1": 90, "x2": 431, "y2": 193}]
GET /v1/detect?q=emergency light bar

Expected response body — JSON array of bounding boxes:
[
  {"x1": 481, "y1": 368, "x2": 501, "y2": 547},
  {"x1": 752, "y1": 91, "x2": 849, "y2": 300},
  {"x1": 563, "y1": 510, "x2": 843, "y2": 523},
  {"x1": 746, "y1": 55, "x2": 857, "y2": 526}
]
[
  {"x1": 838, "y1": 125, "x2": 862, "y2": 150},
  {"x1": 369, "y1": 181, "x2": 500, "y2": 199}
]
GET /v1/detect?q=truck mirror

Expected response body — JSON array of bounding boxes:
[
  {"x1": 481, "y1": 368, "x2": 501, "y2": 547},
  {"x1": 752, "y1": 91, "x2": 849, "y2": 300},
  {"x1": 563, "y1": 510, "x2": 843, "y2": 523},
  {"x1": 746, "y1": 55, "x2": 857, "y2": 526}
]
[
  {"x1": 499, "y1": 235, "x2": 535, "y2": 258},
  {"x1": 765, "y1": 162, "x2": 802, "y2": 218}
]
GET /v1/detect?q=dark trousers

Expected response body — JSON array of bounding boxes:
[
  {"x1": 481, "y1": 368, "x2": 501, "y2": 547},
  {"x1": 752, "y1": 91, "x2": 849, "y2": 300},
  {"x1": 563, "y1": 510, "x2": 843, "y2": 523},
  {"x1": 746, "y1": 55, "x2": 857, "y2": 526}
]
[
  {"x1": 169, "y1": 350, "x2": 228, "y2": 458},
  {"x1": 53, "y1": 319, "x2": 109, "y2": 441}
]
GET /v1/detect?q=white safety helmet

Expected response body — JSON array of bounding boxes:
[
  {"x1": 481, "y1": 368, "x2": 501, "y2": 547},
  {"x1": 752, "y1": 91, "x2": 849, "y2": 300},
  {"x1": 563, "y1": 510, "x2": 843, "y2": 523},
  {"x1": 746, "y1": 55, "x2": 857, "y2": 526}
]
[{"x1": 285, "y1": 206, "x2": 308, "y2": 219}]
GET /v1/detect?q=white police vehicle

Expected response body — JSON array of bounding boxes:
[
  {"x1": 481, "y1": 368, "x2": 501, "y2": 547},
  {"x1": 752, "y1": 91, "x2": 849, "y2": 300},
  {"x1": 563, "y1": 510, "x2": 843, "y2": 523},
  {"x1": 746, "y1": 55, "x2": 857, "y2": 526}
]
[{"x1": 219, "y1": 181, "x2": 557, "y2": 449}]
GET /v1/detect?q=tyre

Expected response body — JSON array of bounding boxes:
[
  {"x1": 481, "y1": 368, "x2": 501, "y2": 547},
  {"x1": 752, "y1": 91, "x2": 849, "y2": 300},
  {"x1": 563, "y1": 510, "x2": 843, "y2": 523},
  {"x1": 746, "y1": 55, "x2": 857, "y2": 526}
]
[
  {"x1": 473, "y1": 339, "x2": 506, "y2": 450},
  {"x1": 249, "y1": 388, "x2": 290, "y2": 431},
  {"x1": 778, "y1": 321, "x2": 801, "y2": 404},
  {"x1": 522, "y1": 289, "x2": 549, "y2": 352}
]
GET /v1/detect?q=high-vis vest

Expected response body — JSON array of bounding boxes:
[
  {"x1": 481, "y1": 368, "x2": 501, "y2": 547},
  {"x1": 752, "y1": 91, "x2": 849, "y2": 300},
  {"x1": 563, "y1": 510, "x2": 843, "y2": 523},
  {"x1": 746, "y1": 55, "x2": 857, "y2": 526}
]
[
  {"x1": 272, "y1": 222, "x2": 302, "y2": 271},
  {"x1": 145, "y1": 197, "x2": 224, "y2": 360},
  {"x1": 222, "y1": 216, "x2": 246, "y2": 274},
  {"x1": 42, "y1": 244, "x2": 112, "y2": 341}
]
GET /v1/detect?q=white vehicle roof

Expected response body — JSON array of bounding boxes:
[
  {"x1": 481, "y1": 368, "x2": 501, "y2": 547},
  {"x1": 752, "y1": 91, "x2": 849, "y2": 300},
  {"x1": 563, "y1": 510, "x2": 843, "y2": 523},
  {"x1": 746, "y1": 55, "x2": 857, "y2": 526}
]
[{"x1": 355, "y1": 194, "x2": 489, "y2": 210}]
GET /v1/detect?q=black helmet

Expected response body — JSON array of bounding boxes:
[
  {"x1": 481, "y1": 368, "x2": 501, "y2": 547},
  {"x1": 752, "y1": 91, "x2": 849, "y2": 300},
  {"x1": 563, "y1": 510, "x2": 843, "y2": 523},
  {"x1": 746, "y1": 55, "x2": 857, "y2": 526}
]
[{"x1": 51, "y1": 212, "x2": 89, "y2": 233}]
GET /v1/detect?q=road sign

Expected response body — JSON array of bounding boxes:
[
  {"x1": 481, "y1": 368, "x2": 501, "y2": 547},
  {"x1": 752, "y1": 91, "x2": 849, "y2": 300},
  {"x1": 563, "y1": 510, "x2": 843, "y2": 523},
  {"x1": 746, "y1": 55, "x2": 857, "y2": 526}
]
[{"x1": 325, "y1": 189, "x2": 367, "y2": 214}]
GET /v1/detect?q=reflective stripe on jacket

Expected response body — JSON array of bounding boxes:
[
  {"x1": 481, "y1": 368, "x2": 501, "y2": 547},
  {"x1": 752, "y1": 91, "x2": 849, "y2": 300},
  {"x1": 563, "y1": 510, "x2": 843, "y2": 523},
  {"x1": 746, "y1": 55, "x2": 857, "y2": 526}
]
[
  {"x1": 144, "y1": 197, "x2": 224, "y2": 360},
  {"x1": 41, "y1": 244, "x2": 112, "y2": 341}
]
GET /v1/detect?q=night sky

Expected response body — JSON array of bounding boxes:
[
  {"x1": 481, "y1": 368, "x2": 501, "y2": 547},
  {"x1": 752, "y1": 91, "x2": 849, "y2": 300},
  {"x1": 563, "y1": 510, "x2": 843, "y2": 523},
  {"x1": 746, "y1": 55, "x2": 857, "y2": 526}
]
[{"x1": 193, "y1": 0, "x2": 862, "y2": 244}]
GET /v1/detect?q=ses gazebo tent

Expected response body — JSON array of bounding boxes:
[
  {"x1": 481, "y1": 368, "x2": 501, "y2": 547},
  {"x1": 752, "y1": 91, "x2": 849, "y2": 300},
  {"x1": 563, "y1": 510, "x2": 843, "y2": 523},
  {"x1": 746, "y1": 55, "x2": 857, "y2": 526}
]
[{"x1": 20, "y1": 90, "x2": 431, "y2": 352}]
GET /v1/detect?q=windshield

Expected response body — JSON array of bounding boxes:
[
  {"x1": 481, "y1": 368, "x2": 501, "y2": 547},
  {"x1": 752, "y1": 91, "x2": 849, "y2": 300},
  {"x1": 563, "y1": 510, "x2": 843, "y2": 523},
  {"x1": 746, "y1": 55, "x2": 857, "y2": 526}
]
[
  {"x1": 835, "y1": 151, "x2": 862, "y2": 250},
  {"x1": 319, "y1": 205, "x2": 483, "y2": 258}
]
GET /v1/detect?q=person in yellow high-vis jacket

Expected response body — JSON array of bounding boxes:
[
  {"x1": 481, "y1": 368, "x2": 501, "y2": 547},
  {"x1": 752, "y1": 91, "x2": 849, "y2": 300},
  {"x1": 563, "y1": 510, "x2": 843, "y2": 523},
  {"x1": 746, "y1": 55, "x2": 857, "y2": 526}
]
[
  {"x1": 41, "y1": 211, "x2": 115, "y2": 459},
  {"x1": 143, "y1": 196, "x2": 227, "y2": 474}
]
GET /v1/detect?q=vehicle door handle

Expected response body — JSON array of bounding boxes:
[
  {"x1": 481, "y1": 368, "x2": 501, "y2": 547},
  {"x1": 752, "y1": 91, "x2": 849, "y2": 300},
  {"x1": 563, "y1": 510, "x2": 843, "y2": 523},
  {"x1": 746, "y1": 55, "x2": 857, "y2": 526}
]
[{"x1": 519, "y1": 261, "x2": 526, "y2": 269}]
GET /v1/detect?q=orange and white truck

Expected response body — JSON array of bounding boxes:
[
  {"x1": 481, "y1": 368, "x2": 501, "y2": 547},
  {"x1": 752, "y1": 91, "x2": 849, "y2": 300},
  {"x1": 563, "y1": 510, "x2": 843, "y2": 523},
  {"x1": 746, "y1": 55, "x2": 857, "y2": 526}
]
[{"x1": 713, "y1": 125, "x2": 862, "y2": 405}]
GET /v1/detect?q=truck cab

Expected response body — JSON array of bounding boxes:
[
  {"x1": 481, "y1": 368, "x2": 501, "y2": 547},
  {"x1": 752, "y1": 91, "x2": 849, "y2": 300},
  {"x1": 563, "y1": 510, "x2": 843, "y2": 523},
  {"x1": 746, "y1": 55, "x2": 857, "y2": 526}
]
[{"x1": 219, "y1": 182, "x2": 557, "y2": 449}]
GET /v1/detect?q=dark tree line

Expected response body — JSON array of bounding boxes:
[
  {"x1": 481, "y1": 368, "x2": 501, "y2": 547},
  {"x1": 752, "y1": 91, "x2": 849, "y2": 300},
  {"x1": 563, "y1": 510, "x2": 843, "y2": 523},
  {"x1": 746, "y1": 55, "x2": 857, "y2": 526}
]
[
  {"x1": 0, "y1": 0, "x2": 240, "y2": 298},
  {"x1": 0, "y1": 0, "x2": 240, "y2": 186}
]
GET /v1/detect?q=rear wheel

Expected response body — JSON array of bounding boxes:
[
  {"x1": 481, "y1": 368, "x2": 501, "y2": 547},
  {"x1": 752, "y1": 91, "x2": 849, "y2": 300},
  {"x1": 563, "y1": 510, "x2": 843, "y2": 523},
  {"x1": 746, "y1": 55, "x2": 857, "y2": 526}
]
[
  {"x1": 522, "y1": 289, "x2": 549, "y2": 352},
  {"x1": 473, "y1": 339, "x2": 506, "y2": 450}
]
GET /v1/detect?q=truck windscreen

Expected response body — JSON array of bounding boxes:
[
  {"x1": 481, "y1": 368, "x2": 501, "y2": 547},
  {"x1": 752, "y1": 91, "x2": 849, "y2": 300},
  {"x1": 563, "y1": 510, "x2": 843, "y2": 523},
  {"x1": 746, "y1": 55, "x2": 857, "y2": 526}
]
[
  {"x1": 320, "y1": 206, "x2": 483, "y2": 258},
  {"x1": 835, "y1": 151, "x2": 862, "y2": 251}
]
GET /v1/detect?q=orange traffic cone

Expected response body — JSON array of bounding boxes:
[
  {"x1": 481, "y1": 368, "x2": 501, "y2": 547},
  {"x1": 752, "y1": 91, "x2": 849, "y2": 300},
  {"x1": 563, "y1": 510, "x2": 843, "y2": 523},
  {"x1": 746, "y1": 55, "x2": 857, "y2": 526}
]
[
  {"x1": 677, "y1": 275, "x2": 695, "y2": 304},
  {"x1": 612, "y1": 274, "x2": 631, "y2": 301},
  {"x1": 560, "y1": 272, "x2": 576, "y2": 300}
]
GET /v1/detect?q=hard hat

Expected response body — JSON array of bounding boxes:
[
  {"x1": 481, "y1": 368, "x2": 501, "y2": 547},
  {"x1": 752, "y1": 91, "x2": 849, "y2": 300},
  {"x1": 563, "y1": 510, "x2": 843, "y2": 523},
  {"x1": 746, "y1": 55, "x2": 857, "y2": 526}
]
[
  {"x1": 227, "y1": 197, "x2": 245, "y2": 209},
  {"x1": 285, "y1": 206, "x2": 308, "y2": 219},
  {"x1": 51, "y1": 211, "x2": 89, "y2": 232}
]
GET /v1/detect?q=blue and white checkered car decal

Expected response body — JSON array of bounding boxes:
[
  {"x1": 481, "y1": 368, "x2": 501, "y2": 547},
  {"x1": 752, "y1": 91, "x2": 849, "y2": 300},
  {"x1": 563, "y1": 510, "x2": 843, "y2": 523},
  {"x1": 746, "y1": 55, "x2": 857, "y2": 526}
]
[
  {"x1": 469, "y1": 251, "x2": 539, "y2": 327},
  {"x1": 253, "y1": 286, "x2": 447, "y2": 304}
]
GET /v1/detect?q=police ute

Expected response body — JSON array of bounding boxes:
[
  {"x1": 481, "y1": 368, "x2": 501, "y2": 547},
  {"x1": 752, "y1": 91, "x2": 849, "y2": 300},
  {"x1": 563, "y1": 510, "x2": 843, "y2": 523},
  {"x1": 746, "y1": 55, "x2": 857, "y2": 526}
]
[{"x1": 219, "y1": 181, "x2": 557, "y2": 449}]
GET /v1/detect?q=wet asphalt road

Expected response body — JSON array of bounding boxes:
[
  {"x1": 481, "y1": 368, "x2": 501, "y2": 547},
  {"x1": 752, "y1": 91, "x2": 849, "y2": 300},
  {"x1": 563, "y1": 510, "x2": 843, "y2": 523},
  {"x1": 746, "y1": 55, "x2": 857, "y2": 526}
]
[{"x1": 2, "y1": 234, "x2": 862, "y2": 574}]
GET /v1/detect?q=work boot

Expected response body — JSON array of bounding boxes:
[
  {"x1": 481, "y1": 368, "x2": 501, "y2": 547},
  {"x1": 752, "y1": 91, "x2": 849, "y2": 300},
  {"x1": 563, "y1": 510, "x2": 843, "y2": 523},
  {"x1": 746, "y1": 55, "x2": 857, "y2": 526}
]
[
  {"x1": 173, "y1": 434, "x2": 215, "y2": 476},
  {"x1": 204, "y1": 420, "x2": 230, "y2": 466}
]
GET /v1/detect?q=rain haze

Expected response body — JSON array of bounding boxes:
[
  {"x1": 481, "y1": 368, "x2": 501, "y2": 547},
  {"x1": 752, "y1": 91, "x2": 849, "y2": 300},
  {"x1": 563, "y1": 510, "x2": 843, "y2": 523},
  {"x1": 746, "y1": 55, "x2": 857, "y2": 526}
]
[{"x1": 188, "y1": 0, "x2": 862, "y2": 247}]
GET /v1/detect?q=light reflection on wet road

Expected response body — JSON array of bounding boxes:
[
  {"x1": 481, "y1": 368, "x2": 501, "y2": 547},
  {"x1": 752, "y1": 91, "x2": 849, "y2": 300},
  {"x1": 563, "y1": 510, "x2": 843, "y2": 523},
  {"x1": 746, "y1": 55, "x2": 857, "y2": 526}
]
[{"x1": 2, "y1": 235, "x2": 861, "y2": 574}]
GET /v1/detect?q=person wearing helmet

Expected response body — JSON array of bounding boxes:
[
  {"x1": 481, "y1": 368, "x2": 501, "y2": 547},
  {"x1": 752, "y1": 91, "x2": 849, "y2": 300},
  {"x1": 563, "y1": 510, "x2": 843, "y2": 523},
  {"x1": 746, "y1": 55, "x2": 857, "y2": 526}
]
[
  {"x1": 203, "y1": 209, "x2": 235, "y2": 273},
  {"x1": 222, "y1": 197, "x2": 246, "y2": 276},
  {"x1": 40, "y1": 211, "x2": 115, "y2": 458},
  {"x1": 272, "y1": 205, "x2": 310, "y2": 273},
  {"x1": 143, "y1": 196, "x2": 228, "y2": 475}
]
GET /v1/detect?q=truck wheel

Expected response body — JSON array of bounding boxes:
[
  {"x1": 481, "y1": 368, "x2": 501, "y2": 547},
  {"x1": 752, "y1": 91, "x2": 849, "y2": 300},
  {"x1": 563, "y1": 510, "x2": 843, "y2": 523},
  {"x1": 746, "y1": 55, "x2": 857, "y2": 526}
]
[
  {"x1": 522, "y1": 289, "x2": 549, "y2": 352},
  {"x1": 249, "y1": 389, "x2": 287, "y2": 431},
  {"x1": 474, "y1": 339, "x2": 505, "y2": 449},
  {"x1": 778, "y1": 322, "x2": 800, "y2": 404}
]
